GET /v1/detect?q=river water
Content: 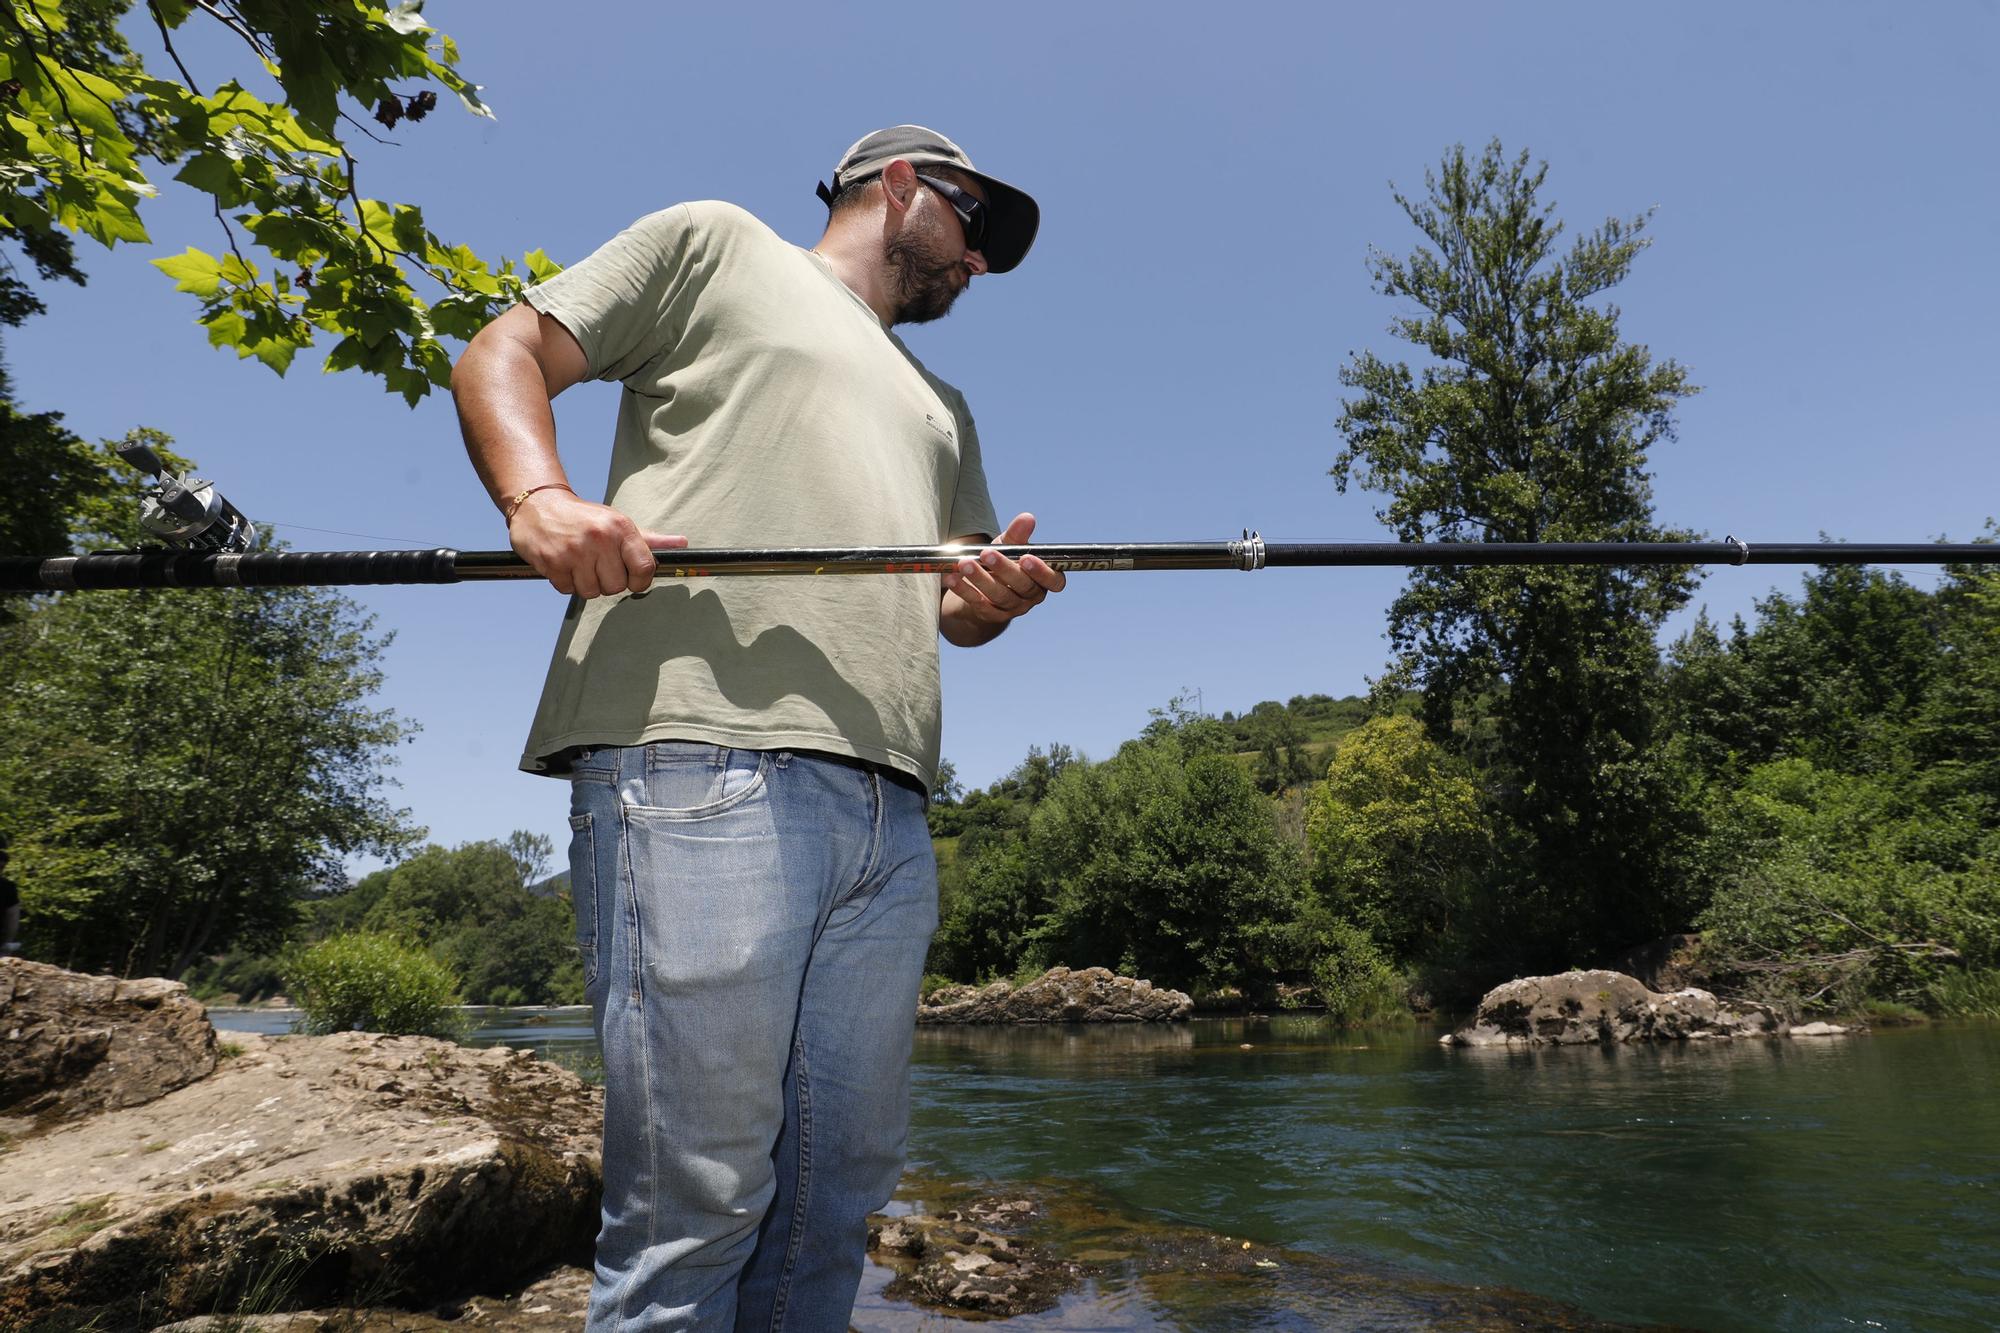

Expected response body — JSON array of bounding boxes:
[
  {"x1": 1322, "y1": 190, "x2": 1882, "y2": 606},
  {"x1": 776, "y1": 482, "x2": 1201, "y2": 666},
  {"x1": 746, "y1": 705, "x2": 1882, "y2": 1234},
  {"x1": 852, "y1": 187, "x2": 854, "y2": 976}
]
[{"x1": 209, "y1": 1008, "x2": 2000, "y2": 1331}]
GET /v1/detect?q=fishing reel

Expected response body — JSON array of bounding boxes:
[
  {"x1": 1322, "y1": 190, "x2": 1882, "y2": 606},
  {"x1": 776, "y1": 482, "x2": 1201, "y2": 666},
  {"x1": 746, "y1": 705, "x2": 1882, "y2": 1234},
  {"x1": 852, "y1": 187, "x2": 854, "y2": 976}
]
[{"x1": 116, "y1": 439, "x2": 257, "y2": 553}]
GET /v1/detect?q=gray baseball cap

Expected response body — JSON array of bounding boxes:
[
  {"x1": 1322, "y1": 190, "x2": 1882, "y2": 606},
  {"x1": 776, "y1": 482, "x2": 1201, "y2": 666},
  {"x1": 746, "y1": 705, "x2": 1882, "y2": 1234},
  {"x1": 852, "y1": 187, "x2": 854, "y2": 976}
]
[{"x1": 815, "y1": 125, "x2": 1040, "y2": 274}]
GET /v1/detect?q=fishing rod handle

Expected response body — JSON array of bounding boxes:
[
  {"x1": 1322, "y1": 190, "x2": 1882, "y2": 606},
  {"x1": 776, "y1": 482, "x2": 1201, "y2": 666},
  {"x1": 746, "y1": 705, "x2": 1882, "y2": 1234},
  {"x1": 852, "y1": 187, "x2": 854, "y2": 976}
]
[{"x1": 0, "y1": 549, "x2": 463, "y2": 591}]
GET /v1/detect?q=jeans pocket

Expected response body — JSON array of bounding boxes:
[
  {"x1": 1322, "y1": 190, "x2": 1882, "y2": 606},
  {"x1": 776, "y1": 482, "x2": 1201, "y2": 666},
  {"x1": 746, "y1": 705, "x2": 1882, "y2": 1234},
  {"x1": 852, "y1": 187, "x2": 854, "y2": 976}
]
[
  {"x1": 566, "y1": 810, "x2": 599, "y2": 986},
  {"x1": 635, "y1": 745, "x2": 770, "y2": 819}
]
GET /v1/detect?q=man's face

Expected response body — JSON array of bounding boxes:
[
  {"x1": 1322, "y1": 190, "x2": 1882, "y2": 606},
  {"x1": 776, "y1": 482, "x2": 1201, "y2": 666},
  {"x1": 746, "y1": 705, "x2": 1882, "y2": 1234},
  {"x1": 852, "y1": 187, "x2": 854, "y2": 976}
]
[{"x1": 886, "y1": 170, "x2": 989, "y2": 326}]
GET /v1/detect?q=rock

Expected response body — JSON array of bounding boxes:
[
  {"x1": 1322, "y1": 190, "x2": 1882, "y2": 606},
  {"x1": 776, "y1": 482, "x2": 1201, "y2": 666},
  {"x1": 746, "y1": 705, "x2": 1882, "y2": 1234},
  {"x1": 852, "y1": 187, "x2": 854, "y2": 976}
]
[
  {"x1": 1442, "y1": 969, "x2": 1784, "y2": 1046},
  {"x1": 1789, "y1": 1021, "x2": 1854, "y2": 1037},
  {"x1": 1, "y1": 958, "x2": 218, "y2": 1131},
  {"x1": 870, "y1": 1198, "x2": 1080, "y2": 1318},
  {"x1": 916, "y1": 967, "x2": 1193, "y2": 1024},
  {"x1": 0, "y1": 1020, "x2": 603, "y2": 1330},
  {"x1": 869, "y1": 1220, "x2": 927, "y2": 1257}
]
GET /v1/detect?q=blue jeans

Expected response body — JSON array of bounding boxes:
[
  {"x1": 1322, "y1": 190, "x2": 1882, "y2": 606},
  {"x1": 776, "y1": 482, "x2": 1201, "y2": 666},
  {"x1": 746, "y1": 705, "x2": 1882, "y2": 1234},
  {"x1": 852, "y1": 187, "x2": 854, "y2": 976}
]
[{"x1": 567, "y1": 742, "x2": 937, "y2": 1330}]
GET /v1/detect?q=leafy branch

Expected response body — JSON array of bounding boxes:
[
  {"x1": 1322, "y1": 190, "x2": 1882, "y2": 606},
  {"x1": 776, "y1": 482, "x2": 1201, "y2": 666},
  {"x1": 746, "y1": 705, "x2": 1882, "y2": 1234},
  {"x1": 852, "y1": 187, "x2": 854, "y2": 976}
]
[{"x1": 0, "y1": 0, "x2": 557, "y2": 404}]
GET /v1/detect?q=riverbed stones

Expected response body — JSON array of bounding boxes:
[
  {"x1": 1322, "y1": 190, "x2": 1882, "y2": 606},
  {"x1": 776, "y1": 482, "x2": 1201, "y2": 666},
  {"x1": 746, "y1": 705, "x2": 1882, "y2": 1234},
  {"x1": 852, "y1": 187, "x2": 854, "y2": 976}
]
[
  {"x1": 1442, "y1": 968, "x2": 1785, "y2": 1046},
  {"x1": 0, "y1": 1020, "x2": 602, "y2": 1329},
  {"x1": 869, "y1": 1199, "x2": 1080, "y2": 1317},
  {"x1": 1, "y1": 957, "x2": 218, "y2": 1132},
  {"x1": 917, "y1": 966, "x2": 1193, "y2": 1024}
]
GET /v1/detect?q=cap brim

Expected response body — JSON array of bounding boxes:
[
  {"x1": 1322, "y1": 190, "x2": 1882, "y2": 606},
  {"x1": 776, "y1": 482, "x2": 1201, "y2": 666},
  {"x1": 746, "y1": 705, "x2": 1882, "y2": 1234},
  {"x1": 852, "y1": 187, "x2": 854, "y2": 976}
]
[{"x1": 964, "y1": 172, "x2": 1038, "y2": 274}]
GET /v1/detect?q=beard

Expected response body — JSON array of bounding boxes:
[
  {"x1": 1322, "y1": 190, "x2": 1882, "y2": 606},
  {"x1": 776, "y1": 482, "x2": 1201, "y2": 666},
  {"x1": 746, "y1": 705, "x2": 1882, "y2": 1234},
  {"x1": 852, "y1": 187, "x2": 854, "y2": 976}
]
[{"x1": 885, "y1": 228, "x2": 967, "y2": 326}]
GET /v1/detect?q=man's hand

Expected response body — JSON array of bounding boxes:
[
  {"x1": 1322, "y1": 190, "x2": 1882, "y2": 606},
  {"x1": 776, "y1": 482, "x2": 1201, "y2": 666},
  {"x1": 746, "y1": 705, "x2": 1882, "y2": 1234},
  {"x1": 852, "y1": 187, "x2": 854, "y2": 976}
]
[
  {"x1": 510, "y1": 489, "x2": 686, "y2": 598},
  {"x1": 940, "y1": 512, "x2": 1067, "y2": 647}
]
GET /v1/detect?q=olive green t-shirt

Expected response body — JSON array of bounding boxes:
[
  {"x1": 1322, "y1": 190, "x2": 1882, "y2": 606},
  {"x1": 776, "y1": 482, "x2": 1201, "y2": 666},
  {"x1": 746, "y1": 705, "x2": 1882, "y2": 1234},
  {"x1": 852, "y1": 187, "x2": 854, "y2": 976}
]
[{"x1": 517, "y1": 200, "x2": 999, "y2": 789}]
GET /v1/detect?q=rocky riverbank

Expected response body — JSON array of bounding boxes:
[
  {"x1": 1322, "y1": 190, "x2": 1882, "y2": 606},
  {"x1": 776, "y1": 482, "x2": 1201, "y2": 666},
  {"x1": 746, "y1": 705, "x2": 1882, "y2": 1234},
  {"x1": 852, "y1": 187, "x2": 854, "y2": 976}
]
[
  {"x1": 2, "y1": 959, "x2": 601, "y2": 1330},
  {"x1": 5, "y1": 957, "x2": 1689, "y2": 1329},
  {"x1": 918, "y1": 966, "x2": 1192, "y2": 1024},
  {"x1": 1443, "y1": 968, "x2": 1860, "y2": 1046}
]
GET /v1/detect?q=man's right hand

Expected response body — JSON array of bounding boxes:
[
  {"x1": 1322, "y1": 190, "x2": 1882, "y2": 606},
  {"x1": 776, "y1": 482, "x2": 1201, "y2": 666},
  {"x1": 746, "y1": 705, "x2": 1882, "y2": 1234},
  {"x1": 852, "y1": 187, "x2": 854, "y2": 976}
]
[{"x1": 509, "y1": 489, "x2": 686, "y2": 598}]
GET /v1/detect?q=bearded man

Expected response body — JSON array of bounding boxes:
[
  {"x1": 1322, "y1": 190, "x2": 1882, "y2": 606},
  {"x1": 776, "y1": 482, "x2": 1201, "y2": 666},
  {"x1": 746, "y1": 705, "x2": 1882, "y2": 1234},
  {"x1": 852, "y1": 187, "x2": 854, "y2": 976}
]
[{"x1": 452, "y1": 126, "x2": 1062, "y2": 1330}]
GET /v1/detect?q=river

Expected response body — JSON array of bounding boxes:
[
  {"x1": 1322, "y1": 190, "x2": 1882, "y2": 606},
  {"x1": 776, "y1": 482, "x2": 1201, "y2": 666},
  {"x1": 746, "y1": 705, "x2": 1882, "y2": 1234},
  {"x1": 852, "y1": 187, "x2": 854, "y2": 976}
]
[{"x1": 209, "y1": 1008, "x2": 2000, "y2": 1331}]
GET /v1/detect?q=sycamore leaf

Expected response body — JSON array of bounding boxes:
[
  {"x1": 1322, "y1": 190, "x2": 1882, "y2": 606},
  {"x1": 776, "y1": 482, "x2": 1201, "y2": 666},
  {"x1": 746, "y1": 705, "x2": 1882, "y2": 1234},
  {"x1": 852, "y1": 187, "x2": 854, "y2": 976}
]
[
  {"x1": 154, "y1": 248, "x2": 224, "y2": 298},
  {"x1": 383, "y1": 3, "x2": 431, "y2": 36},
  {"x1": 78, "y1": 191, "x2": 150, "y2": 245},
  {"x1": 174, "y1": 152, "x2": 248, "y2": 206},
  {"x1": 216, "y1": 251, "x2": 257, "y2": 286},
  {"x1": 384, "y1": 363, "x2": 430, "y2": 407},
  {"x1": 249, "y1": 336, "x2": 300, "y2": 374},
  {"x1": 523, "y1": 248, "x2": 561, "y2": 282},
  {"x1": 202, "y1": 307, "x2": 248, "y2": 348},
  {"x1": 389, "y1": 205, "x2": 427, "y2": 256}
]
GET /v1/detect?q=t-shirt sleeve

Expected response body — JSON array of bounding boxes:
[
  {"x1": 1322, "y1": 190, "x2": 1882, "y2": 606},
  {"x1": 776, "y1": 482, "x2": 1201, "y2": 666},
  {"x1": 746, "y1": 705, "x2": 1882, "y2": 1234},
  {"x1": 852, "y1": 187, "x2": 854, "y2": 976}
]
[
  {"x1": 945, "y1": 392, "x2": 1000, "y2": 542},
  {"x1": 523, "y1": 205, "x2": 695, "y2": 385}
]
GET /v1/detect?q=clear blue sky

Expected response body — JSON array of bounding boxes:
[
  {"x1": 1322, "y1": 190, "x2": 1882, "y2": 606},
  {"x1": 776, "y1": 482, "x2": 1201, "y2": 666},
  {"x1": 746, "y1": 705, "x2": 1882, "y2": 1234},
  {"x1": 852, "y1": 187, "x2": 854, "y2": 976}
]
[{"x1": 10, "y1": 2, "x2": 1998, "y2": 873}]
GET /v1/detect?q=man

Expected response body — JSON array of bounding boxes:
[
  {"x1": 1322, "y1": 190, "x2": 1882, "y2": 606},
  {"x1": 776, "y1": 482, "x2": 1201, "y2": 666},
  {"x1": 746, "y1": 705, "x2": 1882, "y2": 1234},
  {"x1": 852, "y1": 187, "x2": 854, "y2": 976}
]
[{"x1": 452, "y1": 127, "x2": 1062, "y2": 1329}]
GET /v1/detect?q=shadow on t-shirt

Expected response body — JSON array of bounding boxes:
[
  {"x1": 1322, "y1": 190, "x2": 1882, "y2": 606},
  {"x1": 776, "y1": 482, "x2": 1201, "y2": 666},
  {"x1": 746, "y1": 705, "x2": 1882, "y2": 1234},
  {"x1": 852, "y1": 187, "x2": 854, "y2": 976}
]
[{"x1": 586, "y1": 582, "x2": 894, "y2": 758}]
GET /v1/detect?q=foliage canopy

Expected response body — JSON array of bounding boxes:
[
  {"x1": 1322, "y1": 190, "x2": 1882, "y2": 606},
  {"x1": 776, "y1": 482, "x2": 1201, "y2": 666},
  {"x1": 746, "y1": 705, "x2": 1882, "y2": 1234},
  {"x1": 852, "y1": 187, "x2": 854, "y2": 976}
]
[{"x1": 0, "y1": 0, "x2": 551, "y2": 402}]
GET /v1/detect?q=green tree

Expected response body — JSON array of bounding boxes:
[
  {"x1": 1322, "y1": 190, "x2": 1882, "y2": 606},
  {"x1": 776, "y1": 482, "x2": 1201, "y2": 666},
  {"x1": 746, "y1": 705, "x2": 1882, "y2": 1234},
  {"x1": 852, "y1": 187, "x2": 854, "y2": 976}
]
[
  {"x1": 1332, "y1": 140, "x2": 1700, "y2": 968},
  {"x1": 1693, "y1": 759, "x2": 1996, "y2": 1012},
  {"x1": 360, "y1": 837, "x2": 579, "y2": 1005},
  {"x1": 1664, "y1": 566, "x2": 1943, "y2": 780},
  {"x1": 927, "y1": 743, "x2": 1081, "y2": 977},
  {"x1": 0, "y1": 365, "x2": 111, "y2": 578},
  {"x1": 0, "y1": 525, "x2": 415, "y2": 977},
  {"x1": 1245, "y1": 700, "x2": 1315, "y2": 794},
  {"x1": 1911, "y1": 551, "x2": 2000, "y2": 807},
  {"x1": 1304, "y1": 715, "x2": 1488, "y2": 959},
  {"x1": 1022, "y1": 718, "x2": 1304, "y2": 994},
  {"x1": 1, "y1": 0, "x2": 551, "y2": 402}
]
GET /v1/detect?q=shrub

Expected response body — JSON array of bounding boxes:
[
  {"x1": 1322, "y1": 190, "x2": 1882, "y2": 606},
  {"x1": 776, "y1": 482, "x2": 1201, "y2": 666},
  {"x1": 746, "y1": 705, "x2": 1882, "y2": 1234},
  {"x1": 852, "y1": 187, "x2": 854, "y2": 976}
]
[
  {"x1": 1307, "y1": 918, "x2": 1409, "y2": 1026},
  {"x1": 281, "y1": 932, "x2": 463, "y2": 1038}
]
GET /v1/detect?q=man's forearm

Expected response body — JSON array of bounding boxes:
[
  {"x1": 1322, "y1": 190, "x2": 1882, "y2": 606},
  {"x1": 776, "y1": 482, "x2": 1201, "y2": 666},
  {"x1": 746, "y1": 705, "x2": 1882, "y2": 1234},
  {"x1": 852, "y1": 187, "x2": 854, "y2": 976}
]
[{"x1": 454, "y1": 335, "x2": 571, "y2": 512}]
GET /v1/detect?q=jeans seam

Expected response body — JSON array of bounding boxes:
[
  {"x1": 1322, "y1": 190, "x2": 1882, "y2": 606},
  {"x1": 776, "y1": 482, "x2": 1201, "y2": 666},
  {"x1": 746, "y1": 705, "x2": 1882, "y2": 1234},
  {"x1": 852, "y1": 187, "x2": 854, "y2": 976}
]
[
  {"x1": 769, "y1": 1025, "x2": 813, "y2": 1329},
  {"x1": 615, "y1": 803, "x2": 659, "y2": 1326},
  {"x1": 619, "y1": 804, "x2": 646, "y2": 1006}
]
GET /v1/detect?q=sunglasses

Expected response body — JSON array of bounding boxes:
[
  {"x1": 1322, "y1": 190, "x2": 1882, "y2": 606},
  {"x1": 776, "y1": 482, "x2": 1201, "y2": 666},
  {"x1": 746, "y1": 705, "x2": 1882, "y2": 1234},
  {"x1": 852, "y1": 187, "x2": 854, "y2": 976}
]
[{"x1": 915, "y1": 174, "x2": 988, "y2": 253}]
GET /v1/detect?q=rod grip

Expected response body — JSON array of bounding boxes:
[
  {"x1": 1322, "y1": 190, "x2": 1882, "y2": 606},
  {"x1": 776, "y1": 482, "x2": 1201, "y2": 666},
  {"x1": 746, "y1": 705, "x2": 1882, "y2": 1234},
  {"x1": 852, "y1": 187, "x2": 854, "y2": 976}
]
[{"x1": 0, "y1": 549, "x2": 463, "y2": 591}]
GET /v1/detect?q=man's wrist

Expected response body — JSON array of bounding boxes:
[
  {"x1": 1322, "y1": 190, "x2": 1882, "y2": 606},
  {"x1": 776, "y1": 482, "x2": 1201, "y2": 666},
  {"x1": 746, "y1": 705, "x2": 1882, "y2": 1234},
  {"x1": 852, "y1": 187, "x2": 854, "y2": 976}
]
[{"x1": 503, "y1": 481, "x2": 574, "y2": 524}]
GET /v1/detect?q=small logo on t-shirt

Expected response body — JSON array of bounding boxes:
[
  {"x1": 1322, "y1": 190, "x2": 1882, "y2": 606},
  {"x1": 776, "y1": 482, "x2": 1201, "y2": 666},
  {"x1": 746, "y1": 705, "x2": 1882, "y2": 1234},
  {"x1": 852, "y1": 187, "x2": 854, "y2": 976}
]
[{"x1": 924, "y1": 412, "x2": 956, "y2": 444}]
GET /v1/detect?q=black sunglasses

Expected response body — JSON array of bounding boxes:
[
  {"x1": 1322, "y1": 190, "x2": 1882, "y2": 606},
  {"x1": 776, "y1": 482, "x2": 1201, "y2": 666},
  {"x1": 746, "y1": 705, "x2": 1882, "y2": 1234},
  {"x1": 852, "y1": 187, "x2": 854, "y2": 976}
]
[{"x1": 915, "y1": 174, "x2": 987, "y2": 252}]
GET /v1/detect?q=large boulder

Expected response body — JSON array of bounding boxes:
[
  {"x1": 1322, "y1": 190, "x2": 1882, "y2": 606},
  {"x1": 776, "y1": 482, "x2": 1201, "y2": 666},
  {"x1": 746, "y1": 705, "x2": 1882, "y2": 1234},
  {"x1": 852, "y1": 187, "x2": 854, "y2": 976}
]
[
  {"x1": 917, "y1": 966, "x2": 1192, "y2": 1024},
  {"x1": 1, "y1": 957, "x2": 218, "y2": 1130},
  {"x1": 1442, "y1": 969, "x2": 1785, "y2": 1046},
  {"x1": 0, "y1": 1025, "x2": 603, "y2": 1330}
]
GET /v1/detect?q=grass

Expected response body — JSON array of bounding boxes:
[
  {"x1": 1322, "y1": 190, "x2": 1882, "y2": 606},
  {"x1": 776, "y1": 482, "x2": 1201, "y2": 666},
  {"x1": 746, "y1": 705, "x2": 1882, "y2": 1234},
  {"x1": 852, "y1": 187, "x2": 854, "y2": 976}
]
[
  {"x1": 22, "y1": 1197, "x2": 118, "y2": 1257},
  {"x1": 217, "y1": 1040, "x2": 246, "y2": 1059},
  {"x1": 1928, "y1": 968, "x2": 2000, "y2": 1019},
  {"x1": 1857, "y1": 999, "x2": 1928, "y2": 1026}
]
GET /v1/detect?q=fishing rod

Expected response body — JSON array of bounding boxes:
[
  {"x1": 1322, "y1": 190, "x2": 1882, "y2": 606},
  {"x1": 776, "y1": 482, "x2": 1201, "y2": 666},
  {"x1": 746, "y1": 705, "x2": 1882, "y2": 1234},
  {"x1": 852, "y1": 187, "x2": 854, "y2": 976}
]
[
  {"x1": 2, "y1": 452, "x2": 1994, "y2": 591},
  {"x1": 7, "y1": 536, "x2": 2000, "y2": 592}
]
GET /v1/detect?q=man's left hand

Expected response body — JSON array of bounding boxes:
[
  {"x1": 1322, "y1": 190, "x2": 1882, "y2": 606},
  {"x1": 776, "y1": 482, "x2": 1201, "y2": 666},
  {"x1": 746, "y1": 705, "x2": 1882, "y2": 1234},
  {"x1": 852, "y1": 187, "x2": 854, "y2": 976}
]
[{"x1": 940, "y1": 512, "x2": 1066, "y2": 645}]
